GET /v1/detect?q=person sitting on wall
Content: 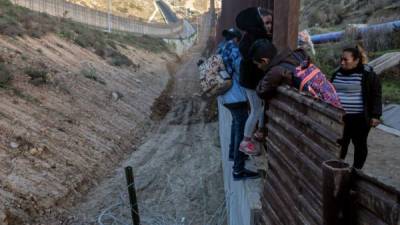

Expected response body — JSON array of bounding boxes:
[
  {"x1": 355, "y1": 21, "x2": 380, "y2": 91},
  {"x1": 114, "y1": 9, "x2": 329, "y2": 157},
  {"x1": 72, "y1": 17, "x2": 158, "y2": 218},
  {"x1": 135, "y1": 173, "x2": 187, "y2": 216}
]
[
  {"x1": 249, "y1": 39, "x2": 342, "y2": 109},
  {"x1": 249, "y1": 39, "x2": 306, "y2": 100},
  {"x1": 331, "y1": 45, "x2": 382, "y2": 169},
  {"x1": 235, "y1": 7, "x2": 273, "y2": 156},
  {"x1": 218, "y1": 28, "x2": 260, "y2": 181}
]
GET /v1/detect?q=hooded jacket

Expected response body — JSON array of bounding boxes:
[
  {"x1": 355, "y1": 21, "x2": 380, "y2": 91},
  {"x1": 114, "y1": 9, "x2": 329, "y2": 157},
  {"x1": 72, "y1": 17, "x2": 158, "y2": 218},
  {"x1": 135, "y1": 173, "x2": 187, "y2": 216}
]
[
  {"x1": 236, "y1": 7, "x2": 271, "y2": 90},
  {"x1": 256, "y1": 48, "x2": 308, "y2": 100}
]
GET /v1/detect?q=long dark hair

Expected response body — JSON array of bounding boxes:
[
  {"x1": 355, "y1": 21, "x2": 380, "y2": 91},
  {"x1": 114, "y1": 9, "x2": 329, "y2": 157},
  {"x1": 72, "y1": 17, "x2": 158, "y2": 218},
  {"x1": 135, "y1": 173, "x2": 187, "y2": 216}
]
[
  {"x1": 258, "y1": 8, "x2": 273, "y2": 37},
  {"x1": 343, "y1": 44, "x2": 369, "y2": 66}
]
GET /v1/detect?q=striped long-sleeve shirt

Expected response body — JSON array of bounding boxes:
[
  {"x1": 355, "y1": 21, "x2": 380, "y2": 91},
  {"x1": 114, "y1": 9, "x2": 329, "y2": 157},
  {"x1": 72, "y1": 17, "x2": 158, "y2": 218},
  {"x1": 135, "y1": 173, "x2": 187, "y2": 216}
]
[{"x1": 332, "y1": 70, "x2": 364, "y2": 114}]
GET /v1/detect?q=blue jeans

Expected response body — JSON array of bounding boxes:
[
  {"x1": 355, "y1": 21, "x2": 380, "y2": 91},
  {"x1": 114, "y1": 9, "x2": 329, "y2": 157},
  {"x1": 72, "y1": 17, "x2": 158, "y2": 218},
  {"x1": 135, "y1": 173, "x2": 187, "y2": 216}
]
[{"x1": 228, "y1": 107, "x2": 248, "y2": 172}]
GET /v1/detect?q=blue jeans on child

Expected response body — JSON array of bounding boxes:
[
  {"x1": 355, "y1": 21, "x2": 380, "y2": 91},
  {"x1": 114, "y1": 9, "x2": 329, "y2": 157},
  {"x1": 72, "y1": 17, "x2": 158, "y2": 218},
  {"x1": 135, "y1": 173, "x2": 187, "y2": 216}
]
[{"x1": 228, "y1": 107, "x2": 248, "y2": 172}]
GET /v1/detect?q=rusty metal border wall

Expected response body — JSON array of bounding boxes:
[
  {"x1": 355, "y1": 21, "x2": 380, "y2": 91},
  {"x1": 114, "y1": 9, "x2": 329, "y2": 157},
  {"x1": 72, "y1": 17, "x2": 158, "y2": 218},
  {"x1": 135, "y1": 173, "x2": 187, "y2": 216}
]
[
  {"x1": 255, "y1": 86, "x2": 344, "y2": 225},
  {"x1": 216, "y1": 0, "x2": 400, "y2": 224},
  {"x1": 252, "y1": 86, "x2": 400, "y2": 225}
]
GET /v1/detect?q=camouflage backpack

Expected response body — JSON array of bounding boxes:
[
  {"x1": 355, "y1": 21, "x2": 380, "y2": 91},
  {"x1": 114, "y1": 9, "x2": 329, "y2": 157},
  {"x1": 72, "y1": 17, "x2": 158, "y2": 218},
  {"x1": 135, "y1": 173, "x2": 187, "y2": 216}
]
[{"x1": 198, "y1": 54, "x2": 232, "y2": 98}]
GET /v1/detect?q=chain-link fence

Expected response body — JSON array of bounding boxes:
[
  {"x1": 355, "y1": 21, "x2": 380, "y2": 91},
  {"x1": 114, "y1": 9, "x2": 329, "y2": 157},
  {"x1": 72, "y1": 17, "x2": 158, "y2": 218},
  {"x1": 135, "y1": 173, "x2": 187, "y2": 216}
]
[{"x1": 11, "y1": 0, "x2": 184, "y2": 37}]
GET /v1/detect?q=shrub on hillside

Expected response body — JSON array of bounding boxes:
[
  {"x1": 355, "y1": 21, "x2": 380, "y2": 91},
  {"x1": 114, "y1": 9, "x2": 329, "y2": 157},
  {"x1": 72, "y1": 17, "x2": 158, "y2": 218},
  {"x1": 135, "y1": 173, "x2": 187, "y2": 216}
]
[
  {"x1": 361, "y1": 30, "x2": 400, "y2": 52},
  {"x1": 81, "y1": 67, "x2": 106, "y2": 85},
  {"x1": 0, "y1": 0, "x2": 170, "y2": 71},
  {"x1": 0, "y1": 0, "x2": 56, "y2": 37},
  {"x1": 25, "y1": 68, "x2": 49, "y2": 86},
  {"x1": 0, "y1": 63, "x2": 12, "y2": 87},
  {"x1": 108, "y1": 49, "x2": 134, "y2": 67}
]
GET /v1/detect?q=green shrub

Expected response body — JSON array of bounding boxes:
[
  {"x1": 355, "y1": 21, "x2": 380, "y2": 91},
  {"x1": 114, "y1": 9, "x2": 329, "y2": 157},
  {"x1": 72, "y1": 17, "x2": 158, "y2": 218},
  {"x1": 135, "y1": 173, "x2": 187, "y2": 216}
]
[
  {"x1": 25, "y1": 68, "x2": 48, "y2": 85},
  {"x1": 0, "y1": 63, "x2": 12, "y2": 87},
  {"x1": 108, "y1": 49, "x2": 133, "y2": 67},
  {"x1": 11, "y1": 86, "x2": 40, "y2": 103},
  {"x1": 313, "y1": 44, "x2": 341, "y2": 76},
  {"x1": 382, "y1": 79, "x2": 400, "y2": 104},
  {"x1": 81, "y1": 67, "x2": 106, "y2": 85},
  {"x1": 0, "y1": 0, "x2": 56, "y2": 38}
]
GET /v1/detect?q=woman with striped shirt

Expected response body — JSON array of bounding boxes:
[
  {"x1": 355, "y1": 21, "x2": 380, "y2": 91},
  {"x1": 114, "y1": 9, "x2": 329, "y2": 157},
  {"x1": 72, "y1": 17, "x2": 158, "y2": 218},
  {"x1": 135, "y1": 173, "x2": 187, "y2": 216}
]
[{"x1": 331, "y1": 46, "x2": 382, "y2": 169}]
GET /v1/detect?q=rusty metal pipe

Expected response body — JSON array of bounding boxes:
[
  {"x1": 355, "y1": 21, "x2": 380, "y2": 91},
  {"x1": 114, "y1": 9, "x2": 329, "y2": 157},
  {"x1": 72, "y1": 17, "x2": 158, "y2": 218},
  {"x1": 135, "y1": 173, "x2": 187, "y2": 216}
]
[{"x1": 322, "y1": 160, "x2": 352, "y2": 225}]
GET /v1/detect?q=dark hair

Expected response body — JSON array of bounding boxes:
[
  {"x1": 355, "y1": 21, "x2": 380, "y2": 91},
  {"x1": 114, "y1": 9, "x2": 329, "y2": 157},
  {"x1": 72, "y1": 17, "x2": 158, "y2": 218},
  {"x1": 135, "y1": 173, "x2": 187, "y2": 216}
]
[
  {"x1": 258, "y1": 8, "x2": 273, "y2": 17},
  {"x1": 222, "y1": 28, "x2": 242, "y2": 41},
  {"x1": 343, "y1": 44, "x2": 368, "y2": 65},
  {"x1": 249, "y1": 39, "x2": 277, "y2": 62}
]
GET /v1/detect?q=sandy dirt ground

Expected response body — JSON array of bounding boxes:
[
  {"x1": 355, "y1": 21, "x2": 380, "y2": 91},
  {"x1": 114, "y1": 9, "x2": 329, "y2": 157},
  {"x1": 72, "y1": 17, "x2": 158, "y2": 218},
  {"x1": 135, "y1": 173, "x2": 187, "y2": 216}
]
[
  {"x1": 33, "y1": 12, "x2": 226, "y2": 225},
  {"x1": 345, "y1": 128, "x2": 400, "y2": 188}
]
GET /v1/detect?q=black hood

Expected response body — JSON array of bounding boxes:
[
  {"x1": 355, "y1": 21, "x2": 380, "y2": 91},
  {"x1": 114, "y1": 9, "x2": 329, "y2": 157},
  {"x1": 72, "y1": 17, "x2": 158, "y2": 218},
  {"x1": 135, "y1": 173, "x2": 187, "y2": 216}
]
[{"x1": 235, "y1": 7, "x2": 267, "y2": 36}]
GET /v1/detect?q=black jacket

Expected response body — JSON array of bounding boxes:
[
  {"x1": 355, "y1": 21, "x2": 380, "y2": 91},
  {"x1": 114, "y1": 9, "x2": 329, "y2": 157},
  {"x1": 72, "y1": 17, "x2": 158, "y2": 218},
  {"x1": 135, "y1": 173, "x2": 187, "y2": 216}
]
[
  {"x1": 331, "y1": 65, "x2": 382, "y2": 122},
  {"x1": 236, "y1": 7, "x2": 271, "y2": 90}
]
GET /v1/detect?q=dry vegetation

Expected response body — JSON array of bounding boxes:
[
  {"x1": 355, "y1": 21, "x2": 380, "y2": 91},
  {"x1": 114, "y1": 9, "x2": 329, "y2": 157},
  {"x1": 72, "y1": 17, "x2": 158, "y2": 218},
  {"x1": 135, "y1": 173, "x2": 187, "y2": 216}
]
[
  {"x1": 301, "y1": 0, "x2": 400, "y2": 32},
  {"x1": 0, "y1": 0, "x2": 171, "y2": 71},
  {"x1": 0, "y1": 1, "x2": 176, "y2": 223},
  {"x1": 301, "y1": 0, "x2": 400, "y2": 103}
]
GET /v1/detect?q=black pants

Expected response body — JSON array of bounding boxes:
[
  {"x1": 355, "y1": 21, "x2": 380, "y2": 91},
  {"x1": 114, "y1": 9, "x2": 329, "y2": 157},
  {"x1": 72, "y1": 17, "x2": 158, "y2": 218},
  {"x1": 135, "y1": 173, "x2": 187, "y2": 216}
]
[{"x1": 340, "y1": 113, "x2": 371, "y2": 169}]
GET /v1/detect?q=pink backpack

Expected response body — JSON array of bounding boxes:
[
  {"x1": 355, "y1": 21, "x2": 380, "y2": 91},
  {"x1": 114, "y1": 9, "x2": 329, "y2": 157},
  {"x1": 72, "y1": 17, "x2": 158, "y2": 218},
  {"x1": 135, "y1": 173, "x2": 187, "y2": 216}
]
[{"x1": 281, "y1": 53, "x2": 342, "y2": 108}]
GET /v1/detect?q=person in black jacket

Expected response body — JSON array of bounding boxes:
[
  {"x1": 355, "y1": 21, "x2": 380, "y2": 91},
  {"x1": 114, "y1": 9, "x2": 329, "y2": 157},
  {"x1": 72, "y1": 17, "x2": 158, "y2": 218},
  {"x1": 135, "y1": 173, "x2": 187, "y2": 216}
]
[
  {"x1": 331, "y1": 46, "x2": 382, "y2": 169},
  {"x1": 235, "y1": 7, "x2": 273, "y2": 155}
]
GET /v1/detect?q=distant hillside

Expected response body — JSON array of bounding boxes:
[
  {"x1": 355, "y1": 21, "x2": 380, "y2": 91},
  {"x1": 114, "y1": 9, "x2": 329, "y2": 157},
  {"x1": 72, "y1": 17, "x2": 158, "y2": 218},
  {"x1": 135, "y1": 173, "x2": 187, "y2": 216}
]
[
  {"x1": 67, "y1": 0, "x2": 209, "y2": 22},
  {"x1": 300, "y1": 0, "x2": 400, "y2": 33},
  {"x1": 299, "y1": 0, "x2": 400, "y2": 104},
  {"x1": 67, "y1": 0, "x2": 163, "y2": 21}
]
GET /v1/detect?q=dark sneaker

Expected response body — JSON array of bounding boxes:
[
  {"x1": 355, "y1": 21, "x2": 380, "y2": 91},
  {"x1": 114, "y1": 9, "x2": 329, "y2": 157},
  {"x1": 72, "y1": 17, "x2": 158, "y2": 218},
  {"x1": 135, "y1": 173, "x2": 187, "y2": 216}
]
[
  {"x1": 229, "y1": 155, "x2": 249, "y2": 161},
  {"x1": 233, "y1": 169, "x2": 260, "y2": 181}
]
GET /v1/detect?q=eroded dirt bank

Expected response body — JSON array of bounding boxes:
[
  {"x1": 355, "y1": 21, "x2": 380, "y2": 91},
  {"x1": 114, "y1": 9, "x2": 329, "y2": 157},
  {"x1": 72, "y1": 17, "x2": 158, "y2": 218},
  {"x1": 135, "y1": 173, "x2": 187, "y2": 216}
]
[{"x1": 0, "y1": 32, "x2": 174, "y2": 224}]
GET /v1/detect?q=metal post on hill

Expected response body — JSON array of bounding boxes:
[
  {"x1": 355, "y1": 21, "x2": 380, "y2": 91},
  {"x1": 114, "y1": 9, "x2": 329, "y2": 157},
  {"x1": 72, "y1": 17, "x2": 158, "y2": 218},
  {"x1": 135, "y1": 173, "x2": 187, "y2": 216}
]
[
  {"x1": 107, "y1": 0, "x2": 112, "y2": 32},
  {"x1": 125, "y1": 166, "x2": 141, "y2": 225}
]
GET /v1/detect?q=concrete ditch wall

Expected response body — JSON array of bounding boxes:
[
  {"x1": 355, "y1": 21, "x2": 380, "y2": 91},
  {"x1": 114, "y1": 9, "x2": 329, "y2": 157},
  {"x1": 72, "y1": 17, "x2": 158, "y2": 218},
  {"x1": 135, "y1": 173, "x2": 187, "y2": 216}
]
[{"x1": 217, "y1": 99, "x2": 267, "y2": 225}]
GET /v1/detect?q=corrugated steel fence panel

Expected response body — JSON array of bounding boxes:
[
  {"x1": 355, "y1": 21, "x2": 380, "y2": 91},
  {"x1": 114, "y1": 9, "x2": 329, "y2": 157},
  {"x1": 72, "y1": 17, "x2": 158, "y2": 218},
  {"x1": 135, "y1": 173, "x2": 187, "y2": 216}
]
[
  {"x1": 252, "y1": 86, "x2": 400, "y2": 225},
  {"x1": 351, "y1": 171, "x2": 400, "y2": 225},
  {"x1": 258, "y1": 86, "x2": 343, "y2": 225},
  {"x1": 216, "y1": 1, "x2": 400, "y2": 224}
]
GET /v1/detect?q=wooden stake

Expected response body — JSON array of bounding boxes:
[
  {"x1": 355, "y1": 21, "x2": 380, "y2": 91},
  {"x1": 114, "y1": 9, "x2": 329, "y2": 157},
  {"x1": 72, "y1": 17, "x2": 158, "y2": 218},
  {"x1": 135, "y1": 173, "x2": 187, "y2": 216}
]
[{"x1": 125, "y1": 166, "x2": 140, "y2": 225}]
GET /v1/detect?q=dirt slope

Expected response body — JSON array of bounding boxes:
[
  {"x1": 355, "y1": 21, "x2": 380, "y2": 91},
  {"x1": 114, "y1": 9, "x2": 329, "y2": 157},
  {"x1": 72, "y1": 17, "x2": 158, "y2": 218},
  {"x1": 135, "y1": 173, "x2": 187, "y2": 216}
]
[
  {"x1": 301, "y1": 0, "x2": 400, "y2": 31},
  {"x1": 31, "y1": 11, "x2": 226, "y2": 225},
  {"x1": 0, "y1": 33, "x2": 173, "y2": 224}
]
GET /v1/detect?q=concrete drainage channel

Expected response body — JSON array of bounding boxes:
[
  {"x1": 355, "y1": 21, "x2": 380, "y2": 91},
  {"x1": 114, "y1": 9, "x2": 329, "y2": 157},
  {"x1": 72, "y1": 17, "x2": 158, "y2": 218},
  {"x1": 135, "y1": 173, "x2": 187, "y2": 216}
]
[{"x1": 164, "y1": 20, "x2": 199, "y2": 56}]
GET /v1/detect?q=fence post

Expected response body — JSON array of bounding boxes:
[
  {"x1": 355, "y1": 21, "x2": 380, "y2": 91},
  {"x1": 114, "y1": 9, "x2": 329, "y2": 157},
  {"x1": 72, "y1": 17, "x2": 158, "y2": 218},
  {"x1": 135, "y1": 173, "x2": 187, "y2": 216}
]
[
  {"x1": 125, "y1": 166, "x2": 140, "y2": 225},
  {"x1": 322, "y1": 160, "x2": 352, "y2": 225}
]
